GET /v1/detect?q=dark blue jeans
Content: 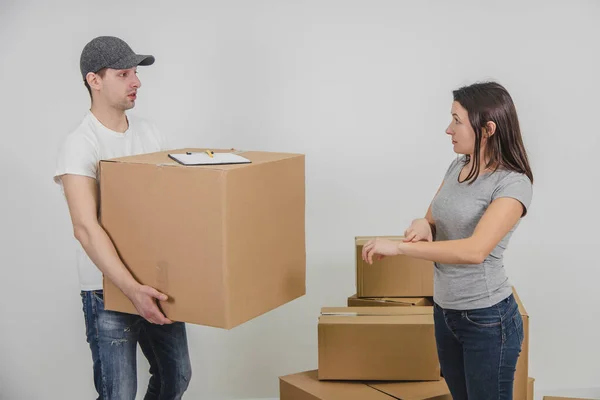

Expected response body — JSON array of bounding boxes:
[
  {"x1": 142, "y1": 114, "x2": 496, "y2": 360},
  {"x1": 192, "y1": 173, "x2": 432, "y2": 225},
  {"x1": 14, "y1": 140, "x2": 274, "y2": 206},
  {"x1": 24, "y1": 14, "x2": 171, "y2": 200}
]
[
  {"x1": 433, "y1": 294, "x2": 523, "y2": 400},
  {"x1": 81, "y1": 290, "x2": 192, "y2": 400}
]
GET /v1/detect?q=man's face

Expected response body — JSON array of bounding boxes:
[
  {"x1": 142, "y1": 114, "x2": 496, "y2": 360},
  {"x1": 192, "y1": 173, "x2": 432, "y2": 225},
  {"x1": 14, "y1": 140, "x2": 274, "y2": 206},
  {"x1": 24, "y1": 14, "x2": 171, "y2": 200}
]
[{"x1": 94, "y1": 67, "x2": 141, "y2": 110}]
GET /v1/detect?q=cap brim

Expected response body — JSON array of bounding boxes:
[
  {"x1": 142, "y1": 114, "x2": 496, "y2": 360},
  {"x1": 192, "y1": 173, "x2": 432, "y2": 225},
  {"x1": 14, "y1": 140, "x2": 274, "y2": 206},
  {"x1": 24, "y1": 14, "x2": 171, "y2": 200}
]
[{"x1": 107, "y1": 54, "x2": 155, "y2": 70}]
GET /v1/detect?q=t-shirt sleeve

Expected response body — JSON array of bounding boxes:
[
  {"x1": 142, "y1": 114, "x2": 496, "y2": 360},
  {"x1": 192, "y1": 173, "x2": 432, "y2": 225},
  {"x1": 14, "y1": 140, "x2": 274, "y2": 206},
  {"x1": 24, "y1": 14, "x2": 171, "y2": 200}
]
[
  {"x1": 491, "y1": 173, "x2": 533, "y2": 217},
  {"x1": 53, "y1": 133, "x2": 99, "y2": 187}
]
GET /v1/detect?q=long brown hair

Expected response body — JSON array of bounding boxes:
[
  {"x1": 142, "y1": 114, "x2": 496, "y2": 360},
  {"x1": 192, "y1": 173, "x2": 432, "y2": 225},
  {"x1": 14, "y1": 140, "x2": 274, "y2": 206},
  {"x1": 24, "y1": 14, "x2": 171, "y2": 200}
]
[{"x1": 453, "y1": 81, "x2": 533, "y2": 184}]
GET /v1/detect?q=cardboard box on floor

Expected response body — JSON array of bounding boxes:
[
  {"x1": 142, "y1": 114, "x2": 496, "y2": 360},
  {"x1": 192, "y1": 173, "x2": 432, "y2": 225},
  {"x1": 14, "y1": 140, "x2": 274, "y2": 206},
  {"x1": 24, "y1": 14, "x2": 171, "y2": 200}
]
[
  {"x1": 515, "y1": 288, "x2": 530, "y2": 400},
  {"x1": 318, "y1": 306, "x2": 440, "y2": 381},
  {"x1": 355, "y1": 236, "x2": 434, "y2": 297},
  {"x1": 348, "y1": 294, "x2": 433, "y2": 307},
  {"x1": 543, "y1": 398, "x2": 598, "y2": 400},
  {"x1": 528, "y1": 378, "x2": 535, "y2": 400},
  {"x1": 280, "y1": 370, "x2": 451, "y2": 400},
  {"x1": 99, "y1": 149, "x2": 306, "y2": 329}
]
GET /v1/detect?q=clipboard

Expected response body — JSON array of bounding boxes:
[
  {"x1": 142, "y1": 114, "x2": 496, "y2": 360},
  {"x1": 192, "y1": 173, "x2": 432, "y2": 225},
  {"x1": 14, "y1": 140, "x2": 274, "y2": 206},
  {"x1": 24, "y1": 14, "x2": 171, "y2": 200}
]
[{"x1": 168, "y1": 151, "x2": 252, "y2": 166}]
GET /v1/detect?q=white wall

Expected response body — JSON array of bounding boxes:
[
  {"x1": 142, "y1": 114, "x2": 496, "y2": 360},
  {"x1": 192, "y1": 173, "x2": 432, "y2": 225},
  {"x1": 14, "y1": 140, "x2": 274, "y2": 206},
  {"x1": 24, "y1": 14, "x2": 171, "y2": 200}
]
[{"x1": 1, "y1": 1, "x2": 599, "y2": 399}]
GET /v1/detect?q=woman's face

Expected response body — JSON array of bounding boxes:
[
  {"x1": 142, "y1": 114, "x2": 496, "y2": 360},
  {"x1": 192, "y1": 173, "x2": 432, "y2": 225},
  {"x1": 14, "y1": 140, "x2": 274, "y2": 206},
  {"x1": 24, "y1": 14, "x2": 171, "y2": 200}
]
[{"x1": 446, "y1": 101, "x2": 476, "y2": 155}]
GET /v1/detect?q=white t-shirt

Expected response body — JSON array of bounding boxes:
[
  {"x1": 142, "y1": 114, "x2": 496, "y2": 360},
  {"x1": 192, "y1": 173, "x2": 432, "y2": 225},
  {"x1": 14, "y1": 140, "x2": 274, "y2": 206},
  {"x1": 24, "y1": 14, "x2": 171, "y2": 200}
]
[{"x1": 54, "y1": 110, "x2": 168, "y2": 291}]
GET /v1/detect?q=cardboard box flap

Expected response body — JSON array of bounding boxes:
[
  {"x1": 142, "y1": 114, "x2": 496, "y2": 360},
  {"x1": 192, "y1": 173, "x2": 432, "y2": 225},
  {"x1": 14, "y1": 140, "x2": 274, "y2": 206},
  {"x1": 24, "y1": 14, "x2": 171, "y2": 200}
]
[
  {"x1": 102, "y1": 149, "x2": 303, "y2": 169},
  {"x1": 368, "y1": 379, "x2": 451, "y2": 400},
  {"x1": 370, "y1": 297, "x2": 429, "y2": 306},
  {"x1": 280, "y1": 370, "x2": 395, "y2": 400},
  {"x1": 321, "y1": 306, "x2": 433, "y2": 316},
  {"x1": 349, "y1": 294, "x2": 431, "y2": 306},
  {"x1": 356, "y1": 236, "x2": 404, "y2": 246},
  {"x1": 319, "y1": 306, "x2": 434, "y2": 326},
  {"x1": 319, "y1": 314, "x2": 433, "y2": 325}
]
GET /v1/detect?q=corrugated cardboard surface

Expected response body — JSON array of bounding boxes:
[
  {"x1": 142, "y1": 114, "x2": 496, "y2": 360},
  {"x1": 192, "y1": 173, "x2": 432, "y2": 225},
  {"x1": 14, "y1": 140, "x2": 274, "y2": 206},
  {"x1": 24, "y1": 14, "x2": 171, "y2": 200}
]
[
  {"x1": 280, "y1": 370, "x2": 451, "y2": 400},
  {"x1": 367, "y1": 380, "x2": 451, "y2": 400},
  {"x1": 514, "y1": 287, "x2": 530, "y2": 400},
  {"x1": 528, "y1": 378, "x2": 535, "y2": 400},
  {"x1": 318, "y1": 307, "x2": 440, "y2": 381},
  {"x1": 280, "y1": 370, "x2": 393, "y2": 400},
  {"x1": 355, "y1": 236, "x2": 434, "y2": 297},
  {"x1": 543, "y1": 397, "x2": 598, "y2": 400},
  {"x1": 100, "y1": 149, "x2": 306, "y2": 329},
  {"x1": 348, "y1": 294, "x2": 433, "y2": 307}
]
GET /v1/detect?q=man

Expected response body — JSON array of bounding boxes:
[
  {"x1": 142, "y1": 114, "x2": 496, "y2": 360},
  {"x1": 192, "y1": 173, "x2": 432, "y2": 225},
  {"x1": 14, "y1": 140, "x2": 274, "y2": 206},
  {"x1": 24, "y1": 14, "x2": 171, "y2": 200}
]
[{"x1": 54, "y1": 36, "x2": 192, "y2": 399}]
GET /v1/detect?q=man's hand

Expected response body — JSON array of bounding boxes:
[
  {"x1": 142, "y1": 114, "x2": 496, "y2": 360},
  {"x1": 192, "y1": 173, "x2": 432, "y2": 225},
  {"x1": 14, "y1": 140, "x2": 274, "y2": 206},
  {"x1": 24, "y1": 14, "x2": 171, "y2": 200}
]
[{"x1": 126, "y1": 284, "x2": 173, "y2": 325}]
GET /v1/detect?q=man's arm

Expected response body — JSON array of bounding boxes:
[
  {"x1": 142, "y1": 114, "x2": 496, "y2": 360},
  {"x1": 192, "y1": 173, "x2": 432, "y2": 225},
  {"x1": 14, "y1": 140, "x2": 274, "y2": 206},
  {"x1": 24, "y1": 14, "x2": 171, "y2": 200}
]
[{"x1": 60, "y1": 174, "x2": 172, "y2": 325}]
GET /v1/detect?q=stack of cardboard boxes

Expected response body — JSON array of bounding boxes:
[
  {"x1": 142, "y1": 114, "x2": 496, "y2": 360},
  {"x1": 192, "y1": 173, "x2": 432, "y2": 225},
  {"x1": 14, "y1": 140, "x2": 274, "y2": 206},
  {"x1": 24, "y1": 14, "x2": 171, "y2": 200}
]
[{"x1": 280, "y1": 236, "x2": 534, "y2": 400}]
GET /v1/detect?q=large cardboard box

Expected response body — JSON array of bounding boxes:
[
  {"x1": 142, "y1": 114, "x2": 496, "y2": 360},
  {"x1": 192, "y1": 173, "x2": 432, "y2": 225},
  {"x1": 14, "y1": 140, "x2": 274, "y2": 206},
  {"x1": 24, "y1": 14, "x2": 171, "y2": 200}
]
[
  {"x1": 355, "y1": 236, "x2": 434, "y2": 297},
  {"x1": 280, "y1": 370, "x2": 451, "y2": 400},
  {"x1": 318, "y1": 306, "x2": 440, "y2": 381},
  {"x1": 514, "y1": 288, "x2": 530, "y2": 400},
  {"x1": 348, "y1": 294, "x2": 433, "y2": 307},
  {"x1": 99, "y1": 149, "x2": 306, "y2": 329},
  {"x1": 528, "y1": 378, "x2": 534, "y2": 400}
]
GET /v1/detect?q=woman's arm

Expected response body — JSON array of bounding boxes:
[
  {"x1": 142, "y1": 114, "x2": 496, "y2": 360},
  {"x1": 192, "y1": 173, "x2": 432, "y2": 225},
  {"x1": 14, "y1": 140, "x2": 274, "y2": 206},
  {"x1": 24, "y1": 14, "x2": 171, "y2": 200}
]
[
  {"x1": 363, "y1": 197, "x2": 525, "y2": 265},
  {"x1": 403, "y1": 181, "x2": 443, "y2": 243}
]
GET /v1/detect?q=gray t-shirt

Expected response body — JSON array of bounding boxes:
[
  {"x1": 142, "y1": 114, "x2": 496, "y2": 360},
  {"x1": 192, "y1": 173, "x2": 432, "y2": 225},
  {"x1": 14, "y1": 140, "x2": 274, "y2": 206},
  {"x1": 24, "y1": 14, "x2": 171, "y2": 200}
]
[{"x1": 431, "y1": 156, "x2": 533, "y2": 310}]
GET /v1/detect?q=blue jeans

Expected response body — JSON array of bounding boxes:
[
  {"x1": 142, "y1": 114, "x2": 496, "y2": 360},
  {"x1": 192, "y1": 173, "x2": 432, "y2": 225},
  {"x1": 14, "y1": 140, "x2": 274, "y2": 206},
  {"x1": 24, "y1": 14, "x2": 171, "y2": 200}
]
[
  {"x1": 81, "y1": 290, "x2": 192, "y2": 400},
  {"x1": 433, "y1": 294, "x2": 523, "y2": 400}
]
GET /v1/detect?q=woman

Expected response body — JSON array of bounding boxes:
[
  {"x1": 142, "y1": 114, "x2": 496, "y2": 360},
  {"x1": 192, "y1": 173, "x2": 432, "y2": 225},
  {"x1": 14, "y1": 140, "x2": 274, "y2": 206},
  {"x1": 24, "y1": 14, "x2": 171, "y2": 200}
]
[{"x1": 362, "y1": 81, "x2": 533, "y2": 400}]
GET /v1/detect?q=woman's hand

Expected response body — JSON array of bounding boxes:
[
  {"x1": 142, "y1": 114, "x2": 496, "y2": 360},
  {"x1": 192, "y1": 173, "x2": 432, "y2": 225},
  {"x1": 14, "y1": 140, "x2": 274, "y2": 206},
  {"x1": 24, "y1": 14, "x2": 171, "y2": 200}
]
[
  {"x1": 362, "y1": 238, "x2": 402, "y2": 264},
  {"x1": 404, "y1": 218, "x2": 433, "y2": 243}
]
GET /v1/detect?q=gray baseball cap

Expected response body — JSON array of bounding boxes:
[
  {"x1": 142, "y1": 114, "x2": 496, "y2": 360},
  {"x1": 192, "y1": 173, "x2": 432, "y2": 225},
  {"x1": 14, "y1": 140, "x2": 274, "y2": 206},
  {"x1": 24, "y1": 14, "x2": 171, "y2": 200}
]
[{"x1": 80, "y1": 36, "x2": 155, "y2": 81}]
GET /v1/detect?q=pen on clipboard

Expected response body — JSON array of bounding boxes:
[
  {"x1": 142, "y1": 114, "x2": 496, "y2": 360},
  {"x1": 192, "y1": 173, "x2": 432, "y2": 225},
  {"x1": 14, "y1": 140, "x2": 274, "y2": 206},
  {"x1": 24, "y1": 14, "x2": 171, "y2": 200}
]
[{"x1": 186, "y1": 150, "x2": 214, "y2": 158}]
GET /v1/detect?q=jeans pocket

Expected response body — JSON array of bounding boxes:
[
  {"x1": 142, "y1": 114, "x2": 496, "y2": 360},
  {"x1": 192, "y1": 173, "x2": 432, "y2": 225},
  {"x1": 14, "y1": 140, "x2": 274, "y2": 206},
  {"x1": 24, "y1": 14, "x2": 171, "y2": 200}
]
[
  {"x1": 92, "y1": 290, "x2": 104, "y2": 303},
  {"x1": 464, "y1": 306, "x2": 502, "y2": 328}
]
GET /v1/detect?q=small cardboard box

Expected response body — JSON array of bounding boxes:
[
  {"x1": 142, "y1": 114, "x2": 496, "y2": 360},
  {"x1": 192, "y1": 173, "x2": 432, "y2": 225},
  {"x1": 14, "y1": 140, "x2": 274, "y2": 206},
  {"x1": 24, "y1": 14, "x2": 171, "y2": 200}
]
[
  {"x1": 317, "y1": 306, "x2": 440, "y2": 381},
  {"x1": 280, "y1": 370, "x2": 451, "y2": 400},
  {"x1": 355, "y1": 236, "x2": 434, "y2": 297},
  {"x1": 99, "y1": 149, "x2": 306, "y2": 329},
  {"x1": 514, "y1": 287, "x2": 530, "y2": 400},
  {"x1": 348, "y1": 294, "x2": 433, "y2": 307},
  {"x1": 528, "y1": 377, "x2": 535, "y2": 400}
]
